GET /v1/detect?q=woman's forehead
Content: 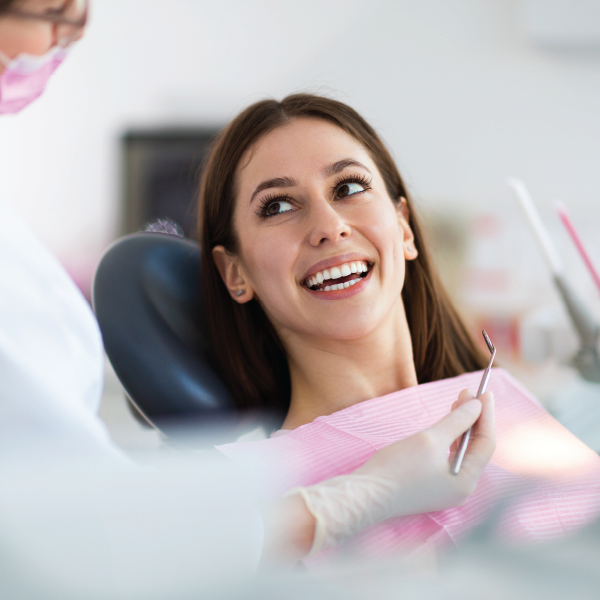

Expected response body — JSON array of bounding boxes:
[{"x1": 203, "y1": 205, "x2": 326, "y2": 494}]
[{"x1": 237, "y1": 118, "x2": 376, "y2": 184}]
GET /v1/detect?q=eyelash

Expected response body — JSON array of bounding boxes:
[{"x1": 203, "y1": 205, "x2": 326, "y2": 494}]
[
  {"x1": 333, "y1": 173, "x2": 373, "y2": 195},
  {"x1": 254, "y1": 193, "x2": 295, "y2": 219},
  {"x1": 255, "y1": 173, "x2": 373, "y2": 219}
]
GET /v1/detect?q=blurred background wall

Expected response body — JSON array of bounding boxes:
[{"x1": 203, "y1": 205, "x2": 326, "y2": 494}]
[{"x1": 1, "y1": 0, "x2": 600, "y2": 383}]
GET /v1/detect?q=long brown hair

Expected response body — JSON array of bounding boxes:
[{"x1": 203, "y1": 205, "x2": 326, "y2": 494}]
[{"x1": 198, "y1": 93, "x2": 487, "y2": 416}]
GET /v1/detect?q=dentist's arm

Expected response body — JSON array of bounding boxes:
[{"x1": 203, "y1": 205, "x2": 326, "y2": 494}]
[{"x1": 262, "y1": 390, "x2": 495, "y2": 562}]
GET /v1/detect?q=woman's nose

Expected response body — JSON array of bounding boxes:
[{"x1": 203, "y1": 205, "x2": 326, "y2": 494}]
[{"x1": 308, "y1": 199, "x2": 352, "y2": 247}]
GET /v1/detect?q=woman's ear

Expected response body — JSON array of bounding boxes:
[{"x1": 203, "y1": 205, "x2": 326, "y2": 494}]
[
  {"x1": 212, "y1": 246, "x2": 255, "y2": 303},
  {"x1": 397, "y1": 197, "x2": 418, "y2": 261}
]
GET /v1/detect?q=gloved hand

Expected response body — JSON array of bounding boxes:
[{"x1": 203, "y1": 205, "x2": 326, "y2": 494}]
[{"x1": 289, "y1": 390, "x2": 495, "y2": 555}]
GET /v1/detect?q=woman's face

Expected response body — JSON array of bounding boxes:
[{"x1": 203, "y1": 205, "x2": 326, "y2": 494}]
[
  {"x1": 215, "y1": 117, "x2": 417, "y2": 345},
  {"x1": 0, "y1": 0, "x2": 85, "y2": 69}
]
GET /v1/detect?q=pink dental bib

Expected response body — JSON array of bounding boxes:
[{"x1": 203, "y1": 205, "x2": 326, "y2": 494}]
[{"x1": 217, "y1": 369, "x2": 600, "y2": 564}]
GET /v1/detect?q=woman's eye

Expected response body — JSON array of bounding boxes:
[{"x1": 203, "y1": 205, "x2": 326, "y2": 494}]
[
  {"x1": 336, "y1": 182, "x2": 366, "y2": 199},
  {"x1": 265, "y1": 200, "x2": 294, "y2": 216}
]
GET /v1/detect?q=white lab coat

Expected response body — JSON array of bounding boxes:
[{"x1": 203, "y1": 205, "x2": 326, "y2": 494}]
[
  {"x1": 0, "y1": 200, "x2": 129, "y2": 465},
  {"x1": 0, "y1": 202, "x2": 264, "y2": 596}
]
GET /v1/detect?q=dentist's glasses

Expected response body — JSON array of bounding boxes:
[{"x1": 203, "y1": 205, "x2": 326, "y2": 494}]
[{"x1": 7, "y1": 0, "x2": 89, "y2": 47}]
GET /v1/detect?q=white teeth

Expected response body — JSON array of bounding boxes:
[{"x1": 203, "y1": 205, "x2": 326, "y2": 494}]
[
  {"x1": 316, "y1": 277, "x2": 362, "y2": 292},
  {"x1": 308, "y1": 261, "x2": 369, "y2": 289}
]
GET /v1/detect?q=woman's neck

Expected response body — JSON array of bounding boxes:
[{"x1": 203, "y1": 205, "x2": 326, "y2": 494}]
[{"x1": 280, "y1": 302, "x2": 418, "y2": 430}]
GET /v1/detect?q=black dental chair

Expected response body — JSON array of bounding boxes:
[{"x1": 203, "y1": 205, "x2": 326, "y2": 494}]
[{"x1": 93, "y1": 231, "x2": 271, "y2": 445}]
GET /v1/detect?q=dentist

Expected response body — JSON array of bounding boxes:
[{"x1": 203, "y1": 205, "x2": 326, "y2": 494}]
[
  {"x1": 0, "y1": 1, "x2": 494, "y2": 591},
  {"x1": 0, "y1": 0, "x2": 129, "y2": 464}
]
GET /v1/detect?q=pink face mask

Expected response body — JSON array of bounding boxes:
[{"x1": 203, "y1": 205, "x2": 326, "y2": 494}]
[{"x1": 0, "y1": 46, "x2": 69, "y2": 115}]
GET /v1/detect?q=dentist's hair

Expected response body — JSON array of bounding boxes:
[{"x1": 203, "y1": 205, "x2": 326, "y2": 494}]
[
  {"x1": 0, "y1": 0, "x2": 19, "y2": 12},
  {"x1": 198, "y1": 93, "x2": 488, "y2": 416}
]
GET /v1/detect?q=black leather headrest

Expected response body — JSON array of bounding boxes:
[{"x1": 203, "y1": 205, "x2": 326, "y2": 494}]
[{"x1": 93, "y1": 233, "x2": 236, "y2": 435}]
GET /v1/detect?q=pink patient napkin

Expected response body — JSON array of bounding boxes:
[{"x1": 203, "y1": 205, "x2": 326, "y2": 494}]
[{"x1": 217, "y1": 369, "x2": 600, "y2": 561}]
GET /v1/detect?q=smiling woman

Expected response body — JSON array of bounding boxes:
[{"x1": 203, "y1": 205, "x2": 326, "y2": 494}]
[
  {"x1": 198, "y1": 94, "x2": 488, "y2": 420},
  {"x1": 198, "y1": 94, "x2": 600, "y2": 564}
]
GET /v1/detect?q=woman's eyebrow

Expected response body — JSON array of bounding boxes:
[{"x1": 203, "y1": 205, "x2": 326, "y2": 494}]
[
  {"x1": 250, "y1": 176, "x2": 298, "y2": 205},
  {"x1": 248, "y1": 159, "x2": 370, "y2": 205},
  {"x1": 324, "y1": 159, "x2": 372, "y2": 176}
]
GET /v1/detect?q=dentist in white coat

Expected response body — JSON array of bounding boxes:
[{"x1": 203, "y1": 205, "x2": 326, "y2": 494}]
[
  {"x1": 0, "y1": 2, "x2": 494, "y2": 597},
  {"x1": 0, "y1": 0, "x2": 129, "y2": 464}
]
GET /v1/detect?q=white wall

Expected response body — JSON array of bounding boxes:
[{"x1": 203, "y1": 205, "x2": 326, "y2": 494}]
[{"x1": 1, "y1": 0, "x2": 599, "y2": 312}]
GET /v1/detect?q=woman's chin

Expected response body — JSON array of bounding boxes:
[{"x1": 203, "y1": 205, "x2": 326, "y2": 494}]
[{"x1": 301, "y1": 310, "x2": 385, "y2": 342}]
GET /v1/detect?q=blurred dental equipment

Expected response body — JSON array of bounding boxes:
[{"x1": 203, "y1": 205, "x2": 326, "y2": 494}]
[
  {"x1": 506, "y1": 178, "x2": 564, "y2": 276},
  {"x1": 555, "y1": 200, "x2": 600, "y2": 295},
  {"x1": 451, "y1": 330, "x2": 496, "y2": 475},
  {"x1": 507, "y1": 177, "x2": 600, "y2": 383}
]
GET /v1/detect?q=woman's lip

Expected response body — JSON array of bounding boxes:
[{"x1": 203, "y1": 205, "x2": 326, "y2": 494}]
[
  {"x1": 301, "y1": 253, "x2": 373, "y2": 282},
  {"x1": 303, "y1": 267, "x2": 372, "y2": 300}
]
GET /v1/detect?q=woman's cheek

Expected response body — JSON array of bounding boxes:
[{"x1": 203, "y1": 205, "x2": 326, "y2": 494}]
[
  {"x1": 365, "y1": 205, "x2": 404, "y2": 254},
  {"x1": 246, "y1": 237, "x2": 293, "y2": 298},
  {"x1": 372, "y1": 208, "x2": 408, "y2": 289}
]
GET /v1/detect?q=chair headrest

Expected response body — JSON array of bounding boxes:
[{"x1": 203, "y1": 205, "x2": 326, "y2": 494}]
[{"x1": 93, "y1": 233, "x2": 235, "y2": 432}]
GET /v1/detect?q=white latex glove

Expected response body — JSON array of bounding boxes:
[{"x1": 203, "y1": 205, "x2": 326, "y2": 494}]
[{"x1": 290, "y1": 390, "x2": 495, "y2": 555}]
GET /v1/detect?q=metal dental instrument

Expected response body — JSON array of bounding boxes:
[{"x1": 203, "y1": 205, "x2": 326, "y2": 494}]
[{"x1": 451, "y1": 330, "x2": 496, "y2": 476}]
